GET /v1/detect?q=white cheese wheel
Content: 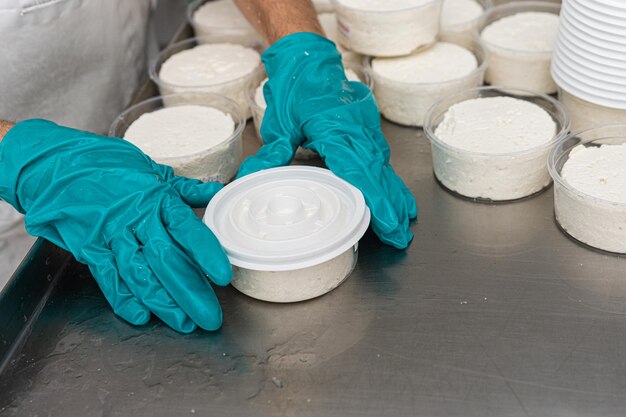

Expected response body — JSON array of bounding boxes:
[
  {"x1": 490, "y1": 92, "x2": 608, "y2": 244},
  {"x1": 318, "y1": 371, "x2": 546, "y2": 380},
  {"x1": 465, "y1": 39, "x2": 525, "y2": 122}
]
[
  {"x1": 556, "y1": 143, "x2": 626, "y2": 253},
  {"x1": 441, "y1": 0, "x2": 485, "y2": 34},
  {"x1": 124, "y1": 105, "x2": 240, "y2": 182},
  {"x1": 157, "y1": 43, "x2": 262, "y2": 118},
  {"x1": 481, "y1": 12, "x2": 559, "y2": 93},
  {"x1": 334, "y1": 0, "x2": 442, "y2": 57},
  {"x1": 431, "y1": 96, "x2": 557, "y2": 200},
  {"x1": 372, "y1": 42, "x2": 479, "y2": 126}
]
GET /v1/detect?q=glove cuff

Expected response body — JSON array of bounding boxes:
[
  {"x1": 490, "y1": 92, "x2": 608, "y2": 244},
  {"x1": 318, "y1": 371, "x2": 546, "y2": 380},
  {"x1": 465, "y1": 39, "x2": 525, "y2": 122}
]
[
  {"x1": 0, "y1": 119, "x2": 124, "y2": 213},
  {"x1": 0, "y1": 119, "x2": 60, "y2": 212}
]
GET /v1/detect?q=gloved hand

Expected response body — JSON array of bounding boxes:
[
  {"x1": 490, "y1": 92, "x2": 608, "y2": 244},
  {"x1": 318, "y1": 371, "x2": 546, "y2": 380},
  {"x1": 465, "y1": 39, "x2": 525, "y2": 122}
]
[
  {"x1": 0, "y1": 119, "x2": 232, "y2": 333},
  {"x1": 238, "y1": 33, "x2": 417, "y2": 249}
]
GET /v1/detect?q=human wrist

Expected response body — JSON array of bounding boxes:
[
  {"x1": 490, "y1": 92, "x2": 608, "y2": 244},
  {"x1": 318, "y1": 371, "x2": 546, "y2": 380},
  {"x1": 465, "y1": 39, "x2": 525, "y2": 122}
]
[{"x1": 0, "y1": 120, "x2": 15, "y2": 142}]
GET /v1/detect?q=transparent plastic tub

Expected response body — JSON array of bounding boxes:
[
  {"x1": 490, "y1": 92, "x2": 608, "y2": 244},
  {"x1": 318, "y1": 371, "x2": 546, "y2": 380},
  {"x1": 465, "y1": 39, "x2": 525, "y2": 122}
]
[
  {"x1": 332, "y1": 0, "x2": 443, "y2": 57},
  {"x1": 424, "y1": 86, "x2": 570, "y2": 202},
  {"x1": 549, "y1": 124, "x2": 626, "y2": 254},
  {"x1": 559, "y1": 88, "x2": 626, "y2": 134},
  {"x1": 231, "y1": 247, "x2": 358, "y2": 303},
  {"x1": 203, "y1": 166, "x2": 370, "y2": 303},
  {"x1": 441, "y1": 0, "x2": 494, "y2": 36},
  {"x1": 109, "y1": 92, "x2": 245, "y2": 183},
  {"x1": 479, "y1": 1, "x2": 561, "y2": 94},
  {"x1": 187, "y1": 0, "x2": 261, "y2": 45},
  {"x1": 247, "y1": 61, "x2": 374, "y2": 160},
  {"x1": 370, "y1": 33, "x2": 488, "y2": 127},
  {"x1": 149, "y1": 36, "x2": 265, "y2": 119}
]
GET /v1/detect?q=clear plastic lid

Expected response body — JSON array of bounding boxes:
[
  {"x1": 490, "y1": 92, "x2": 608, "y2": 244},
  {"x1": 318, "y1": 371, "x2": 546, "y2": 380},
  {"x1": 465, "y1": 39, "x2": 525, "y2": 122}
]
[{"x1": 203, "y1": 166, "x2": 371, "y2": 271}]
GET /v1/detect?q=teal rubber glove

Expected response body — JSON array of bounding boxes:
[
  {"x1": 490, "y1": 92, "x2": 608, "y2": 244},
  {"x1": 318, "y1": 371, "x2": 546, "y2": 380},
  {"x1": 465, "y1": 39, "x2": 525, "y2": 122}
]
[
  {"x1": 0, "y1": 119, "x2": 232, "y2": 333},
  {"x1": 238, "y1": 33, "x2": 417, "y2": 249}
]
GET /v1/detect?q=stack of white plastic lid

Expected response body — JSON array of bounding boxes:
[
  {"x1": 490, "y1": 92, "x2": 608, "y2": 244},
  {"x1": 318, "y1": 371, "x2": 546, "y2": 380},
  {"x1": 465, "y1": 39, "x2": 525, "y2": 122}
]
[
  {"x1": 204, "y1": 166, "x2": 371, "y2": 271},
  {"x1": 551, "y1": 0, "x2": 626, "y2": 109}
]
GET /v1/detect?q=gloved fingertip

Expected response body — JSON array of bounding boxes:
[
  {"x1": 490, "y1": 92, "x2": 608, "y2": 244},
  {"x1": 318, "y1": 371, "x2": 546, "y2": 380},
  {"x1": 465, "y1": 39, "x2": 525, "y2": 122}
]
[
  {"x1": 175, "y1": 319, "x2": 198, "y2": 335},
  {"x1": 408, "y1": 201, "x2": 418, "y2": 220},
  {"x1": 172, "y1": 178, "x2": 224, "y2": 208},
  {"x1": 377, "y1": 226, "x2": 414, "y2": 250},
  {"x1": 209, "y1": 263, "x2": 233, "y2": 287},
  {"x1": 115, "y1": 301, "x2": 150, "y2": 326},
  {"x1": 198, "y1": 305, "x2": 223, "y2": 332},
  {"x1": 131, "y1": 309, "x2": 151, "y2": 326}
]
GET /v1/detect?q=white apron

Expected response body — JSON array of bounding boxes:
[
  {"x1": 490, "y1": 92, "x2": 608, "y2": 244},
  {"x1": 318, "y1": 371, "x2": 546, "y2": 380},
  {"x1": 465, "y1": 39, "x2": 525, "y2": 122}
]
[
  {"x1": 0, "y1": 0, "x2": 152, "y2": 134},
  {"x1": 0, "y1": 0, "x2": 152, "y2": 290}
]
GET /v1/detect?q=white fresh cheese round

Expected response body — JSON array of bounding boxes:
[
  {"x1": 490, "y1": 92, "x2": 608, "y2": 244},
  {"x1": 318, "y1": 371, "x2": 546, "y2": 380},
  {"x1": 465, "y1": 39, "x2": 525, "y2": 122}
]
[
  {"x1": 556, "y1": 144, "x2": 626, "y2": 253},
  {"x1": 431, "y1": 96, "x2": 557, "y2": 200},
  {"x1": 192, "y1": 0, "x2": 254, "y2": 34},
  {"x1": 203, "y1": 166, "x2": 370, "y2": 303},
  {"x1": 372, "y1": 42, "x2": 479, "y2": 126},
  {"x1": 481, "y1": 12, "x2": 559, "y2": 94},
  {"x1": 560, "y1": 89, "x2": 626, "y2": 134},
  {"x1": 313, "y1": 0, "x2": 334, "y2": 13},
  {"x1": 124, "y1": 105, "x2": 240, "y2": 182},
  {"x1": 334, "y1": 0, "x2": 442, "y2": 57},
  {"x1": 441, "y1": 0, "x2": 485, "y2": 34},
  {"x1": 157, "y1": 43, "x2": 262, "y2": 118},
  {"x1": 318, "y1": 12, "x2": 363, "y2": 65}
]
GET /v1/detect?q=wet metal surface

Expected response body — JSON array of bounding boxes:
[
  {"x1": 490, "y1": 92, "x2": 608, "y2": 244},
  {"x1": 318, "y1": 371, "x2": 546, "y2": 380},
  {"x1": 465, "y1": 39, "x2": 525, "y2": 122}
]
[{"x1": 2, "y1": 122, "x2": 626, "y2": 417}]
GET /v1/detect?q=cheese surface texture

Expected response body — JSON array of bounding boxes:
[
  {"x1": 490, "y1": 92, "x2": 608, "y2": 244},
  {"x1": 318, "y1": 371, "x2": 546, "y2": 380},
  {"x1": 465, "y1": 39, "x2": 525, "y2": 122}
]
[
  {"x1": 193, "y1": 0, "x2": 252, "y2": 30},
  {"x1": 482, "y1": 12, "x2": 559, "y2": 52},
  {"x1": 562, "y1": 144, "x2": 626, "y2": 204},
  {"x1": 555, "y1": 143, "x2": 626, "y2": 253},
  {"x1": 430, "y1": 96, "x2": 558, "y2": 200},
  {"x1": 434, "y1": 97, "x2": 557, "y2": 153},
  {"x1": 441, "y1": 0, "x2": 484, "y2": 29},
  {"x1": 372, "y1": 42, "x2": 480, "y2": 126},
  {"x1": 123, "y1": 105, "x2": 241, "y2": 182},
  {"x1": 481, "y1": 11, "x2": 560, "y2": 93},
  {"x1": 124, "y1": 105, "x2": 235, "y2": 159},
  {"x1": 334, "y1": 0, "x2": 441, "y2": 56},
  {"x1": 160, "y1": 44, "x2": 260, "y2": 87}
]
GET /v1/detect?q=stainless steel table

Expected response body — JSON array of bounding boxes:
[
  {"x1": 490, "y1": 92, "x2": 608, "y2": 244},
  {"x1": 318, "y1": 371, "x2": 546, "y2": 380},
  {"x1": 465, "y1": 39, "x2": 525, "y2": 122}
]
[{"x1": 1, "y1": 121, "x2": 626, "y2": 417}]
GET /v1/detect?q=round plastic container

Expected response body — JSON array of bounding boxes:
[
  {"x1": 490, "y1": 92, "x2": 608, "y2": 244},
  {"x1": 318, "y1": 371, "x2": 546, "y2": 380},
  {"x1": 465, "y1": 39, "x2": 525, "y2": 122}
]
[
  {"x1": 441, "y1": 0, "x2": 493, "y2": 36},
  {"x1": 550, "y1": 0, "x2": 626, "y2": 111},
  {"x1": 559, "y1": 88, "x2": 626, "y2": 134},
  {"x1": 424, "y1": 86, "x2": 570, "y2": 202},
  {"x1": 203, "y1": 166, "x2": 371, "y2": 303},
  {"x1": 187, "y1": 0, "x2": 261, "y2": 45},
  {"x1": 247, "y1": 62, "x2": 374, "y2": 160},
  {"x1": 317, "y1": 12, "x2": 364, "y2": 66},
  {"x1": 370, "y1": 33, "x2": 488, "y2": 127},
  {"x1": 332, "y1": 0, "x2": 443, "y2": 57},
  {"x1": 149, "y1": 36, "x2": 265, "y2": 119},
  {"x1": 109, "y1": 92, "x2": 245, "y2": 183},
  {"x1": 549, "y1": 124, "x2": 626, "y2": 254},
  {"x1": 479, "y1": 1, "x2": 561, "y2": 94}
]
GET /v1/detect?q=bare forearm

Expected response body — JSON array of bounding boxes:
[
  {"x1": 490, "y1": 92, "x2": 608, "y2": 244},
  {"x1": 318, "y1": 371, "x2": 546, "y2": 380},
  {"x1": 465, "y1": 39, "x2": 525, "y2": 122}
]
[
  {"x1": 234, "y1": 0, "x2": 323, "y2": 44},
  {"x1": 0, "y1": 120, "x2": 14, "y2": 143}
]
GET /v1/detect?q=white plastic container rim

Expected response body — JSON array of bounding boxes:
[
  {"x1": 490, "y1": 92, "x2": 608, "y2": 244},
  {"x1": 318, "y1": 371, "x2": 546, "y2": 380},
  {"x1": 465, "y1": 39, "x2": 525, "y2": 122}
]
[
  {"x1": 552, "y1": 61, "x2": 626, "y2": 110},
  {"x1": 478, "y1": 1, "x2": 561, "y2": 55},
  {"x1": 548, "y1": 123, "x2": 626, "y2": 208},
  {"x1": 203, "y1": 166, "x2": 371, "y2": 271}
]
